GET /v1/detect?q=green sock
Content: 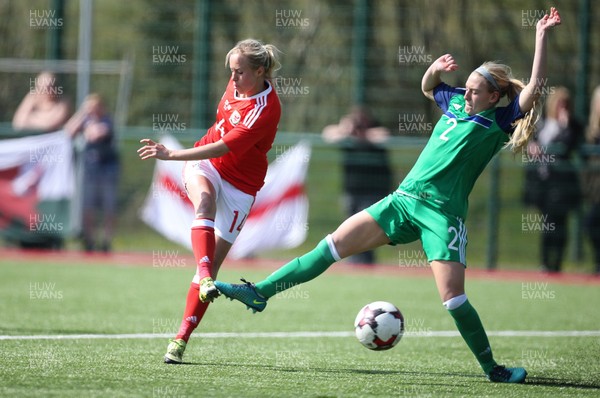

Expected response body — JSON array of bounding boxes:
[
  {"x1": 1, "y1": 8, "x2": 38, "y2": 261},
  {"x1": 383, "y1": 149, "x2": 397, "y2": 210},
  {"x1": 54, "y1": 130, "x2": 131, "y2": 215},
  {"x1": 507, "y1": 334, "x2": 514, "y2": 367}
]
[
  {"x1": 255, "y1": 238, "x2": 336, "y2": 298},
  {"x1": 448, "y1": 299, "x2": 497, "y2": 374}
]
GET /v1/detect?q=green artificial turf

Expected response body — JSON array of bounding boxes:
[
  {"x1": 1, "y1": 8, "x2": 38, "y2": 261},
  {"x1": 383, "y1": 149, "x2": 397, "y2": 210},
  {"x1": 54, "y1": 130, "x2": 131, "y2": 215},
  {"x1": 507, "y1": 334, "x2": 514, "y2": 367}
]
[{"x1": 0, "y1": 260, "x2": 598, "y2": 397}]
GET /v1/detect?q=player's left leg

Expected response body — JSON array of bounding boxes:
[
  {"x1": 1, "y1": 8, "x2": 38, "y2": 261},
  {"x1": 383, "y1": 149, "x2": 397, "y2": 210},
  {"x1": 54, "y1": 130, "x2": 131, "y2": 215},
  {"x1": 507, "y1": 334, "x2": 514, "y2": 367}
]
[
  {"x1": 216, "y1": 210, "x2": 390, "y2": 312},
  {"x1": 431, "y1": 260, "x2": 526, "y2": 383}
]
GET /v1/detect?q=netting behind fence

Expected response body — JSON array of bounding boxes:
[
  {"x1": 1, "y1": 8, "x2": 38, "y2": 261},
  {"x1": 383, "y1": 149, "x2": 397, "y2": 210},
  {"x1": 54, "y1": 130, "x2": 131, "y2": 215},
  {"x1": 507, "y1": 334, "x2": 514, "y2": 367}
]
[{"x1": 0, "y1": 0, "x2": 598, "y2": 270}]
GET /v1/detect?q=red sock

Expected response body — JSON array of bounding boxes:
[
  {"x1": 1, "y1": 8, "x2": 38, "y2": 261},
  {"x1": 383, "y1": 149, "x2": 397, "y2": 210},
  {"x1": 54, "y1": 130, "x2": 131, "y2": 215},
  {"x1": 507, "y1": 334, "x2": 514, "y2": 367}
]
[
  {"x1": 191, "y1": 217, "x2": 215, "y2": 280},
  {"x1": 175, "y1": 283, "x2": 210, "y2": 342}
]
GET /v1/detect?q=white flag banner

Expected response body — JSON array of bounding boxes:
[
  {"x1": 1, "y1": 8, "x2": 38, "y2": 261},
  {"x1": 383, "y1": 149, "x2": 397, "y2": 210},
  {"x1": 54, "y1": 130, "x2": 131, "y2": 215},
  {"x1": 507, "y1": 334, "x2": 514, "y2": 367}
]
[
  {"x1": 140, "y1": 134, "x2": 194, "y2": 249},
  {"x1": 229, "y1": 141, "x2": 311, "y2": 259},
  {"x1": 140, "y1": 135, "x2": 311, "y2": 258}
]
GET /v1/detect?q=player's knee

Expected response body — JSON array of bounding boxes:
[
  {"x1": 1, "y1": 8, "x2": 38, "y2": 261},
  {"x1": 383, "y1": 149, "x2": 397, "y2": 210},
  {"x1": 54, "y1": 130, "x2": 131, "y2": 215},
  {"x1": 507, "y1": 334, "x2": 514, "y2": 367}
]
[
  {"x1": 325, "y1": 234, "x2": 342, "y2": 261},
  {"x1": 191, "y1": 192, "x2": 216, "y2": 217}
]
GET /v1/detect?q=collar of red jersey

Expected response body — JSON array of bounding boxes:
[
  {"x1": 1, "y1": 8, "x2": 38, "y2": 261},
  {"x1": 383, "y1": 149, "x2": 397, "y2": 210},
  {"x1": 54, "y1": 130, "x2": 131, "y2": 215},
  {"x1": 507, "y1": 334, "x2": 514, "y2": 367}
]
[{"x1": 234, "y1": 80, "x2": 273, "y2": 100}]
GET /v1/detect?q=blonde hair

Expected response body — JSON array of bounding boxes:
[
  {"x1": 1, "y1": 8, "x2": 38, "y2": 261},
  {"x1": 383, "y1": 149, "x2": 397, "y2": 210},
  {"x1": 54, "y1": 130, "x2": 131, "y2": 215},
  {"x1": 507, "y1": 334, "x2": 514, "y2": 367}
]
[
  {"x1": 587, "y1": 85, "x2": 600, "y2": 143},
  {"x1": 225, "y1": 39, "x2": 282, "y2": 80},
  {"x1": 476, "y1": 61, "x2": 540, "y2": 152}
]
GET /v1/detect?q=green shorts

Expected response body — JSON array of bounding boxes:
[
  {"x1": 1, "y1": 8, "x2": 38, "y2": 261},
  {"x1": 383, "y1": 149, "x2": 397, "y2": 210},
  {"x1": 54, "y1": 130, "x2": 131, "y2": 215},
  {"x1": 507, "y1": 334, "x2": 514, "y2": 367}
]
[{"x1": 365, "y1": 192, "x2": 468, "y2": 266}]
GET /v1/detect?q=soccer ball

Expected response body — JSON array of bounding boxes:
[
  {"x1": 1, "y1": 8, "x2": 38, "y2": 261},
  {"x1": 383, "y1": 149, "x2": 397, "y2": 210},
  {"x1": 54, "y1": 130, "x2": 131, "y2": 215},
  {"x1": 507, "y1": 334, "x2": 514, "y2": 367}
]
[{"x1": 354, "y1": 301, "x2": 404, "y2": 351}]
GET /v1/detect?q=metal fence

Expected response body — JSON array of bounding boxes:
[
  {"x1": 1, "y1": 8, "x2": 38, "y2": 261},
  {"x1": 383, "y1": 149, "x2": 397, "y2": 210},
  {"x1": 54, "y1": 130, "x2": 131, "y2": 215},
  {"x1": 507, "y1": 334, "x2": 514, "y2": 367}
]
[{"x1": 0, "y1": 0, "x2": 598, "y2": 271}]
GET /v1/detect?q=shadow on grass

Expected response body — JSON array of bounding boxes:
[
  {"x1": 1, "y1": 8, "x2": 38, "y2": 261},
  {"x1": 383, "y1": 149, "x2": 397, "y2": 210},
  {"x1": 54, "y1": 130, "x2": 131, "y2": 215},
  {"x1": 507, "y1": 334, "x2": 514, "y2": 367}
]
[
  {"x1": 179, "y1": 361, "x2": 481, "y2": 379},
  {"x1": 179, "y1": 361, "x2": 600, "y2": 391},
  {"x1": 526, "y1": 376, "x2": 600, "y2": 390}
]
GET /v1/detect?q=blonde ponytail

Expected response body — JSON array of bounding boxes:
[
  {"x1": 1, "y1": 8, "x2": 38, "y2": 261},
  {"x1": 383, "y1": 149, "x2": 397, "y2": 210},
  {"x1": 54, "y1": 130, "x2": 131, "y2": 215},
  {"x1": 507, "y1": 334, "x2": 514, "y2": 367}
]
[
  {"x1": 225, "y1": 39, "x2": 282, "y2": 80},
  {"x1": 476, "y1": 61, "x2": 540, "y2": 152}
]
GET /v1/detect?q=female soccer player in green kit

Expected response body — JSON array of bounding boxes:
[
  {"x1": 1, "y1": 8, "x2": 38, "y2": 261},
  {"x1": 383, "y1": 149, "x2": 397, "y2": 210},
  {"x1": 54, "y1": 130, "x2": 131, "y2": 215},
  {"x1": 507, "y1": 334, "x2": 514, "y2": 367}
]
[{"x1": 216, "y1": 8, "x2": 561, "y2": 383}]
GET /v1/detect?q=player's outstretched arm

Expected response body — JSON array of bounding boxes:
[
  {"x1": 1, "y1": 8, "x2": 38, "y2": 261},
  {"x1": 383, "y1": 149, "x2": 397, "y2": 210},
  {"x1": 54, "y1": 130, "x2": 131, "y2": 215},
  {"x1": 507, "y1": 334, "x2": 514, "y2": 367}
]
[
  {"x1": 519, "y1": 7, "x2": 561, "y2": 113},
  {"x1": 137, "y1": 138, "x2": 229, "y2": 161},
  {"x1": 421, "y1": 54, "x2": 458, "y2": 101}
]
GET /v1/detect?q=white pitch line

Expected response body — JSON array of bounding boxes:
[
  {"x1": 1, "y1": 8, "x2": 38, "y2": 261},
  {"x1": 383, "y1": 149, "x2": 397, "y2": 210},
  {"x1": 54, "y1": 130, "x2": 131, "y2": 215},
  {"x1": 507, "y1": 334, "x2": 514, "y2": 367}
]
[{"x1": 0, "y1": 330, "x2": 599, "y2": 341}]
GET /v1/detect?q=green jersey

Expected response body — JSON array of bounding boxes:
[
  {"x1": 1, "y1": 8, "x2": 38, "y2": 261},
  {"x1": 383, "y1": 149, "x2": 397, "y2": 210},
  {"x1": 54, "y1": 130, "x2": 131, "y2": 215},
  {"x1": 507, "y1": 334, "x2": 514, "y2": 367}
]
[{"x1": 398, "y1": 83, "x2": 524, "y2": 220}]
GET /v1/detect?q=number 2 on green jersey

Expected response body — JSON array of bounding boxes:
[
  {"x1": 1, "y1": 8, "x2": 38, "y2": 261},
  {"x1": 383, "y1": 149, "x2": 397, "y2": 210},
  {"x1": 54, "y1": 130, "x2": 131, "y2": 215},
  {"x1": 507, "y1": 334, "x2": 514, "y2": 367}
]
[{"x1": 440, "y1": 118, "x2": 457, "y2": 142}]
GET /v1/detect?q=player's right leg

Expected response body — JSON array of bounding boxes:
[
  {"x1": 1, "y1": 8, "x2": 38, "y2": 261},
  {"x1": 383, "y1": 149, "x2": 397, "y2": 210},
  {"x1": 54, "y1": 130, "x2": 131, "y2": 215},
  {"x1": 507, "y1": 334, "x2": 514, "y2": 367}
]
[
  {"x1": 164, "y1": 338, "x2": 187, "y2": 364},
  {"x1": 183, "y1": 161, "x2": 221, "y2": 303},
  {"x1": 431, "y1": 260, "x2": 527, "y2": 383},
  {"x1": 216, "y1": 210, "x2": 391, "y2": 312},
  {"x1": 413, "y1": 201, "x2": 526, "y2": 383},
  {"x1": 163, "y1": 161, "x2": 219, "y2": 364},
  {"x1": 164, "y1": 236, "x2": 232, "y2": 364}
]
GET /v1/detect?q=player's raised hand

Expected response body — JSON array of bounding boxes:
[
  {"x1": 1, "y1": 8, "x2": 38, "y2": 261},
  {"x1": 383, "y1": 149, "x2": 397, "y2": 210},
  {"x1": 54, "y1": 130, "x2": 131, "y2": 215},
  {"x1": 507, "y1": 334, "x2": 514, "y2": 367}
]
[
  {"x1": 138, "y1": 138, "x2": 171, "y2": 160},
  {"x1": 433, "y1": 54, "x2": 459, "y2": 73},
  {"x1": 537, "y1": 7, "x2": 561, "y2": 32},
  {"x1": 422, "y1": 54, "x2": 459, "y2": 99}
]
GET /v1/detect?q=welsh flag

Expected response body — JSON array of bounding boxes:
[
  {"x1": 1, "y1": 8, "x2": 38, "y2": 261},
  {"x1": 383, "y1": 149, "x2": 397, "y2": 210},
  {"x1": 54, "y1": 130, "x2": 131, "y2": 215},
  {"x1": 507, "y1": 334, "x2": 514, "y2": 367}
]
[
  {"x1": 0, "y1": 131, "x2": 74, "y2": 247},
  {"x1": 139, "y1": 135, "x2": 194, "y2": 248},
  {"x1": 140, "y1": 135, "x2": 311, "y2": 258}
]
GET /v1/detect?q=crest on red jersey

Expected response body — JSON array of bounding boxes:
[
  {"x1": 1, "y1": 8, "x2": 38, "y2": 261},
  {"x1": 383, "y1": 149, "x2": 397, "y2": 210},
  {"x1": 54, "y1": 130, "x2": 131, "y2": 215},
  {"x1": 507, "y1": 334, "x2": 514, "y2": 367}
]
[{"x1": 229, "y1": 110, "x2": 241, "y2": 125}]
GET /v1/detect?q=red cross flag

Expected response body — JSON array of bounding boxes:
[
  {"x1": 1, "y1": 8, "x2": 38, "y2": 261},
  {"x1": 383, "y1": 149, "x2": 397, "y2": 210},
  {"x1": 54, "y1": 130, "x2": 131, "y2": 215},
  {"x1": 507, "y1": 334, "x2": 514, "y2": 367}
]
[{"x1": 140, "y1": 135, "x2": 311, "y2": 259}]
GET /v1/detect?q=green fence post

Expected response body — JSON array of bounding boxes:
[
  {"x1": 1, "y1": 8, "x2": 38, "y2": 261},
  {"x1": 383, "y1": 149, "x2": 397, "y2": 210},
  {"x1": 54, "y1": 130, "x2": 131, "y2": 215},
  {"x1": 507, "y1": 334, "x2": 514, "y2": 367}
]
[
  {"x1": 193, "y1": 0, "x2": 211, "y2": 131},
  {"x1": 46, "y1": 0, "x2": 64, "y2": 60},
  {"x1": 572, "y1": 0, "x2": 590, "y2": 263},
  {"x1": 486, "y1": 156, "x2": 500, "y2": 269},
  {"x1": 352, "y1": 0, "x2": 369, "y2": 106}
]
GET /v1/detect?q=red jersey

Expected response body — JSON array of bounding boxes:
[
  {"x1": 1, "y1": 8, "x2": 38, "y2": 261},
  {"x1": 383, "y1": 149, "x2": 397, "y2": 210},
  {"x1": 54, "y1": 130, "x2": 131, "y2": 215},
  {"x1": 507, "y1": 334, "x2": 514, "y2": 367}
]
[{"x1": 195, "y1": 79, "x2": 281, "y2": 196}]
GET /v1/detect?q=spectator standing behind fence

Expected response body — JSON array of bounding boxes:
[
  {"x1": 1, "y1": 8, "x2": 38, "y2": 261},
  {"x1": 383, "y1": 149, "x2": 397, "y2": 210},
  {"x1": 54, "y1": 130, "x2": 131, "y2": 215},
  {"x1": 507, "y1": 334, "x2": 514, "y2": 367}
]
[
  {"x1": 12, "y1": 71, "x2": 71, "y2": 133},
  {"x1": 583, "y1": 86, "x2": 600, "y2": 274},
  {"x1": 322, "y1": 106, "x2": 393, "y2": 264},
  {"x1": 11, "y1": 71, "x2": 71, "y2": 250},
  {"x1": 523, "y1": 87, "x2": 583, "y2": 273},
  {"x1": 65, "y1": 94, "x2": 120, "y2": 252}
]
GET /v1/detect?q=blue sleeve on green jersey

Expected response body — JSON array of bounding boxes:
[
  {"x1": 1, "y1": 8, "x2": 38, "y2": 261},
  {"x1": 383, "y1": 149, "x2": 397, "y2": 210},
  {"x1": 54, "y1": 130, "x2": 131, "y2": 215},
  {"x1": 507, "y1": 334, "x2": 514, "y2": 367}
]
[
  {"x1": 434, "y1": 82, "x2": 525, "y2": 133},
  {"x1": 495, "y1": 95, "x2": 525, "y2": 132},
  {"x1": 433, "y1": 83, "x2": 465, "y2": 112}
]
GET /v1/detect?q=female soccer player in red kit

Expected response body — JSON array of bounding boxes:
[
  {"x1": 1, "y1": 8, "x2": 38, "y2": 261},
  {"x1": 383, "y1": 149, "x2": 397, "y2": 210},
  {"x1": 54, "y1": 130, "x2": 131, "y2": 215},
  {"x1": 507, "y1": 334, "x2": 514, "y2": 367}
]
[{"x1": 138, "y1": 39, "x2": 281, "y2": 363}]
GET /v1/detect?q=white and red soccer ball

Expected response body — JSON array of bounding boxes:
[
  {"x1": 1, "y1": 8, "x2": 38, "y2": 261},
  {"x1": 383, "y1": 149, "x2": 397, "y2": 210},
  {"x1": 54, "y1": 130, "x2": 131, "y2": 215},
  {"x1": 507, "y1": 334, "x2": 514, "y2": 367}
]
[{"x1": 354, "y1": 301, "x2": 404, "y2": 351}]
